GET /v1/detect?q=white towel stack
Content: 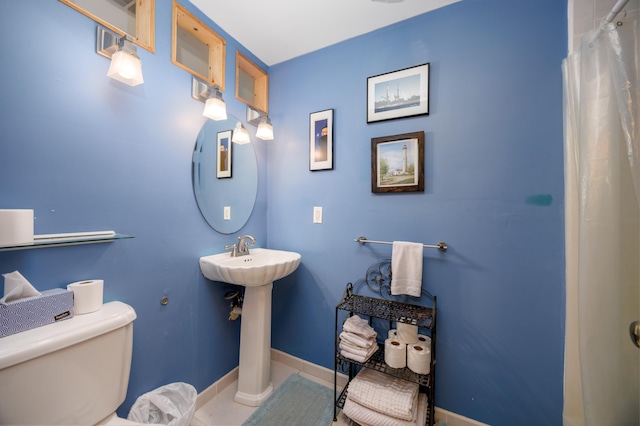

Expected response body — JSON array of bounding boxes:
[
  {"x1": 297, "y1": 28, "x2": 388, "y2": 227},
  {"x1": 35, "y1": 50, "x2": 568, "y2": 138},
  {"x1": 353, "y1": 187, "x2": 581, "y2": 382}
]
[
  {"x1": 343, "y1": 368, "x2": 426, "y2": 426},
  {"x1": 340, "y1": 315, "x2": 378, "y2": 363}
]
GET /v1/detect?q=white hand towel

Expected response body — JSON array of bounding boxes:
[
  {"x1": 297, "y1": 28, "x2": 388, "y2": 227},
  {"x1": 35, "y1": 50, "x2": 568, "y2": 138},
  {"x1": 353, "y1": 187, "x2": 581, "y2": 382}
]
[
  {"x1": 340, "y1": 342, "x2": 379, "y2": 363},
  {"x1": 343, "y1": 315, "x2": 377, "y2": 339},
  {"x1": 340, "y1": 331, "x2": 376, "y2": 348},
  {"x1": 340, "y1": 340, "x2": 376, "y2": 357},
  {"x1": 391, "y1": 241, "x2": 423, "y2": 297}
]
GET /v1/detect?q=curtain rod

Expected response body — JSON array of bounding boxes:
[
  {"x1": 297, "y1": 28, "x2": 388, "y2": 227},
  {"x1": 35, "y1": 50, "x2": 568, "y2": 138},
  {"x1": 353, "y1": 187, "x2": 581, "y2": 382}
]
[{"x1": 588, "y1": 0, "x2": 630, "y2": 45}]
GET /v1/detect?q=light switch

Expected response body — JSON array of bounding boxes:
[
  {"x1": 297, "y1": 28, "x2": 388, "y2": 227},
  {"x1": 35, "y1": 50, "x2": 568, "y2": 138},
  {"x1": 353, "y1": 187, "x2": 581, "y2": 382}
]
[
  {"x1": 313, "y1": 206, "x2": 322, "y2": 224},
  {"x1": 224, "y1": 206, "x2": 231, "y2": 220}
]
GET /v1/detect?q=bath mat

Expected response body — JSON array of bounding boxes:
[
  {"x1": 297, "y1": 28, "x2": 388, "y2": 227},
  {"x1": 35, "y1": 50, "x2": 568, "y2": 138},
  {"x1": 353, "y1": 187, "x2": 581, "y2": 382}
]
[{"x1": 242, "y1": 374, "x2": 334, "y2": 426}]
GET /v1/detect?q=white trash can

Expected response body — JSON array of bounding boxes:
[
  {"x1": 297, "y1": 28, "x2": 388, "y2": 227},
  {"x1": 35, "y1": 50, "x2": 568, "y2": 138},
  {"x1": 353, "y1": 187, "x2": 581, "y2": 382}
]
[{"x1": 128, "y1": 382, "x2": 197, "y2": 426}]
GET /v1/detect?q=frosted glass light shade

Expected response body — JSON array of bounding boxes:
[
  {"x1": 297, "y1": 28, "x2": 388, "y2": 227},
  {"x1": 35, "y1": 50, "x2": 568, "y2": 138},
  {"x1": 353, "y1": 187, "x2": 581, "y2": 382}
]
[
  {"x1": 203, "y1": 96, "x2": 227, "y2": 121},
  {"x1": 107, "y1": 50, "x2": 144, "y2": 86},
  {"x1": 232, "y1": 122, "x2": 251, "y2": 144},
  {"x1": 256, "y1": 117, "x2": 274, "y2": 140}
]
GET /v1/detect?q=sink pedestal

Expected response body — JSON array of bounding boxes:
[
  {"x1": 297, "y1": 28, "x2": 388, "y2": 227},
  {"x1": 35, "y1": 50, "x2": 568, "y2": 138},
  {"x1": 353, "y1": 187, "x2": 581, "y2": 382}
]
[
  {"x1": 198, "y1": 248, "x2": 301, "y2": 406},
  {"x1": 234, "y1": 283, "x2": 273, "y2": 406}
]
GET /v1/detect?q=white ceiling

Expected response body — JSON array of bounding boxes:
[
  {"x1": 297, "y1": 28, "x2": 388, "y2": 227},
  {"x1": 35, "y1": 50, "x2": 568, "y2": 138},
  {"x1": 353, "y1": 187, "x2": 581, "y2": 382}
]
[{"x1": 190, "y1": 0, "x2": 461, "y2": 66}]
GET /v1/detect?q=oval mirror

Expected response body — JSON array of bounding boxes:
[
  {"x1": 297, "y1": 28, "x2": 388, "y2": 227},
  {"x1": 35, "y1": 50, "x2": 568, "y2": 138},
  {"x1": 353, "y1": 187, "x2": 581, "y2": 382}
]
[{"x1": 192, "y1": 115, "x2": 258, "y2": 234}]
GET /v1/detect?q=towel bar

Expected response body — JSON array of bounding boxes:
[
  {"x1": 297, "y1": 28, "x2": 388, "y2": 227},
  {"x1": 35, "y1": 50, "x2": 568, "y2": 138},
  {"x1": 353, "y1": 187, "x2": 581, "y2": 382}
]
[{"x1": 355, "y1": 236, "x2": 447, "y2": 252}]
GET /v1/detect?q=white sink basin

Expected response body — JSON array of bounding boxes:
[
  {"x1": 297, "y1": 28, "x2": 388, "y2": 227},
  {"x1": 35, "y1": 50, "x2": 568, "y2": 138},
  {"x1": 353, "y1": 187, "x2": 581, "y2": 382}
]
[{"x1": 199, "y1": 248, "x2": 301, "y2": 287}]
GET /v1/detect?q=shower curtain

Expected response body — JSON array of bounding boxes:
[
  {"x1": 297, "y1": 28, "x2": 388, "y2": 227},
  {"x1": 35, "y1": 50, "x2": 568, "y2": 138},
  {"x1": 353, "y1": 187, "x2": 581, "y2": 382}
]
[{"x1": 563, "y1": 14, "x2": 640, "y2": 426}]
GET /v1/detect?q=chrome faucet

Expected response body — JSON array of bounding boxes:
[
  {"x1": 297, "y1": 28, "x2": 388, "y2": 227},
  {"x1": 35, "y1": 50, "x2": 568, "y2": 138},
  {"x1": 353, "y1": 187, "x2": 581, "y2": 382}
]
[{"x1": 236, "y1": 235, "x2": 256, "y2": 256}]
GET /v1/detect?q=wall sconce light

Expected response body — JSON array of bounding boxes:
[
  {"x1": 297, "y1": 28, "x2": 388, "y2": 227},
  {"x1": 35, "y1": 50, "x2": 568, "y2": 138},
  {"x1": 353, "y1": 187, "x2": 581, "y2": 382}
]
[
  {"x1": 232, "y1": 122, "x2": 251, "y2": 144},
  {"x1": 96, "y1": 27, "x2": 144, "y2": 87},
  {"x1": 246, "y1": 106, "x2": 274, "y2": 140},
  {"x1": 256, "y1": 116, "x2": 274, "y2": 140},
  {"x1": 191, "y1": 77, "x2": 227, "y2": 121}
]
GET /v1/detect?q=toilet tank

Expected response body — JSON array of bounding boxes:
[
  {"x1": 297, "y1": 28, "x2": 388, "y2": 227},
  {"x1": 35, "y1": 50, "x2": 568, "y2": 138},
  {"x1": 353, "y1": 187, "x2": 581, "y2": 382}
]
[{"x1": 0, "y1": 301, "x2": 137, "y2": 425}]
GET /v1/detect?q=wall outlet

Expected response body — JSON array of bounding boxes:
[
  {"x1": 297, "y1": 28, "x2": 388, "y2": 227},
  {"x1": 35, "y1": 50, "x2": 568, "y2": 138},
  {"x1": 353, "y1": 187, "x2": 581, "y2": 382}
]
[
  {"x1": 313, "y1": 206, "x2": 322, "y2": 224},
  {"x1": 224, "y1": 206, "x2": 231, "y2": 220}
]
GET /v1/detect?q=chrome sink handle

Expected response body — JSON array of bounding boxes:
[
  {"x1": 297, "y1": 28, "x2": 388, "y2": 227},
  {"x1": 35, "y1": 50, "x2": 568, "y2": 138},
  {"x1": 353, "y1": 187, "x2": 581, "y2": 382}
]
[
  {"x1": 236, "y1": 235, "x2": 256, "y2": 256},
  {"x1": 224, "y1": 243, "x2": 238, "y2": 257}
]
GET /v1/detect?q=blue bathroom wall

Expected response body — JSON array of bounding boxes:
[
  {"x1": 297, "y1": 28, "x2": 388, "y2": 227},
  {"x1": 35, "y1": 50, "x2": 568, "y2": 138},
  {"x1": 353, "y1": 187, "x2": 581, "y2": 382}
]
[
  {"x1": 0, "y1": 1, "x2": 268, "y2": 417},
  {"x1": 267, "y1": 0, "x2": 567, "y2": 425}
]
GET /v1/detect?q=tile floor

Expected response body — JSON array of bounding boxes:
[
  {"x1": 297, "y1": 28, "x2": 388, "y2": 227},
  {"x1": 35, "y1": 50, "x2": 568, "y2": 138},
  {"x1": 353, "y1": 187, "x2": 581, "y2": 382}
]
[{"x1": 191, "y1": 360, "x2": 352, "y2": 426}]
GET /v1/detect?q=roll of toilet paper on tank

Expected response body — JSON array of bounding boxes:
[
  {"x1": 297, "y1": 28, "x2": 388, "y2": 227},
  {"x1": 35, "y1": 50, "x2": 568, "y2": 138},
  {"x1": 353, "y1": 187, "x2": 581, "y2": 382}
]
[
  {"x1": 397, "y1": 322, "x2": 418, "y2": 344},
  {"x1": 0, "y1": 209, "x2": 34, "y2": 246},
  {"x1": 67, "y1": 280, "x2": 103, "y2": 314},
  {"x1": 384, "y1": 338, "x2": 407, "y2": 369},
  {"x1": 407, "y1": 344, "x2": 431, "y2": 375},
  {"x1": 388, "y1": 329, "x2": 398, "y2": 339}
]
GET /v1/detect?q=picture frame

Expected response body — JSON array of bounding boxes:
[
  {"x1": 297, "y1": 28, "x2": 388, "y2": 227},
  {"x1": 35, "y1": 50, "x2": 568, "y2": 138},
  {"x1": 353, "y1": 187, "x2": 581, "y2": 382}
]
[
  {"x1": 309, "y1": 109, "x2": 334, "y2": 171},
  {"x1": 216, "y1": 130, "x2": 232, "y2": 179},
  {"x1": 371, "y1": 131, "x2": 424, "y2": 193},
  {"x1": 367, "y1": 63, "x2": 430, "y2": 123}
]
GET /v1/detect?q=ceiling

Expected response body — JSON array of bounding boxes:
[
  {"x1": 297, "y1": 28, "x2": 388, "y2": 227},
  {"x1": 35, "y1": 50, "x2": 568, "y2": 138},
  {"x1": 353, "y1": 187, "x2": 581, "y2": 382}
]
[{"x1": 190, "y1": 0, "x2": 461, "y2": 66}]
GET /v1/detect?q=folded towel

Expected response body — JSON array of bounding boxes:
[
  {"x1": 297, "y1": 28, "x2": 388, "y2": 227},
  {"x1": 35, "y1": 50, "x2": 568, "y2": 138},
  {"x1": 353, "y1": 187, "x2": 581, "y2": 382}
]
[
  {"x1": 343, "y1": 315, "x2": 377, "y2": 339},
  {"x1": 343, "y1": 392, "x2": 426, "y2": 426},
  {"x1": 340, "y1": 342, "x2": 378, "y2": 363},
  {"x1": 340, "y1": 331, "x2": 376, "y2": 349},
  {"x1": 391, "y1": 241, "x2": 423, "y2": 297},
  {"x1": 347, "y1": 368, "x2": 419, "y2": 421},
  {"x1": 340, "y1": 340, "x2": 376, "y2": 357}
]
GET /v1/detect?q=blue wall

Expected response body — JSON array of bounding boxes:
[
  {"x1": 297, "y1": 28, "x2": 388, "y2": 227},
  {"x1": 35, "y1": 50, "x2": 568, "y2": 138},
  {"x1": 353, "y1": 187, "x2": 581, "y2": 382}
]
[
  {"x1": 0, "y1": 0, "x2": 268, "y2": 417},
  {"x1": 0, "y1": 0, "x2": 567, "y2": 425},
  {"x1": 267, "y1": 0, "x2": 566, "y2": 424}
]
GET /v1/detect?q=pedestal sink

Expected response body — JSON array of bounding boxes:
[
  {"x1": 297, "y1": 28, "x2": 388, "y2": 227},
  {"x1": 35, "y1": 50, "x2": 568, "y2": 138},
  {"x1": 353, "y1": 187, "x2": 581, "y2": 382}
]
[{"x1": 199, "y1": 248, "x2": 301, "y2": 406}]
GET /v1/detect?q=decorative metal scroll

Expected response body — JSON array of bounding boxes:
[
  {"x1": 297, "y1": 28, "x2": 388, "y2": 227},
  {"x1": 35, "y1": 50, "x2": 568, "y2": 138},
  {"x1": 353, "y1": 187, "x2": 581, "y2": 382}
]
[{"x1": 351, "y1": 258, "x2": 434, "y2": 307}]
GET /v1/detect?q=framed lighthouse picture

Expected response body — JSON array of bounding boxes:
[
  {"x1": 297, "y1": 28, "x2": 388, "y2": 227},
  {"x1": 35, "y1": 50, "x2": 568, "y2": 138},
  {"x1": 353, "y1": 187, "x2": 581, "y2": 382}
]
[{"x1": 371, "y1": 131, "x2": 424, "y2": 193}]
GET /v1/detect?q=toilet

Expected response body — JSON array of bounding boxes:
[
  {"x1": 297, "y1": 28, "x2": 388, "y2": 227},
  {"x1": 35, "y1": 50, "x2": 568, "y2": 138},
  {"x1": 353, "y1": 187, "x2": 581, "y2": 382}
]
[{"x1": 0, "y1": 301, "x2": 141, "y2": 425}]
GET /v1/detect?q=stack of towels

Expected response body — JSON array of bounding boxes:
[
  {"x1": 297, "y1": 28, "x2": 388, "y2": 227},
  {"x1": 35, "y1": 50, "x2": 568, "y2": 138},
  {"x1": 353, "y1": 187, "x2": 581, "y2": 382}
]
[
  {"x1": 343, "y1": 368, "x2": 427, "y2": 426},
  {"x1": 340, "y1": 315, "x2": 378, "y2": 363}
]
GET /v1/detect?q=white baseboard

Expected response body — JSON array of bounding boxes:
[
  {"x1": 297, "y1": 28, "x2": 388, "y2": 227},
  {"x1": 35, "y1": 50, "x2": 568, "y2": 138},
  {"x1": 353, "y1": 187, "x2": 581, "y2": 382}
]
[
  {"x1": 434, "y1": 407, "x2": 490, "y2": 426},
  {"x1": 196, "y1": 349, "x2": 487, "y2": 426},
  {"x1": 195, "y1": 366, "x2": 238, "y2": 411}
]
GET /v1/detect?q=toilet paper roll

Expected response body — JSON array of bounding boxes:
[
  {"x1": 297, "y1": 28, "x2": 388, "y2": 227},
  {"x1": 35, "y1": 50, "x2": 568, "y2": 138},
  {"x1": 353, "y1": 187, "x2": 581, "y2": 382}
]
[
  {"x1": 407, "y1": 344, "x2": 431, "y2": 375},
  {"x1": 0, "y1": 209, "x2": 34, "y2": 246},
  {"x1": 384, "y1": 338, "x2": 407, "y2": 369},
  {"x1": 388, "y1": 329, "x2": 398, "y2": 339},
  {"x1": 67, "y1": 280, "x2": 103, "y2": 314},
  {"x1": 417, "y1": 334, "x2": 432, "y2": 350},
  {"x1": 396, "y1": 322, "x2": 418, "y2": 344}
]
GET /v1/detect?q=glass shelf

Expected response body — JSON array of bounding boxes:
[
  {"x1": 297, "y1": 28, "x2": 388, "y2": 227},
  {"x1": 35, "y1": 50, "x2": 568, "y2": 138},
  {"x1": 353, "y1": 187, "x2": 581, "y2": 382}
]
[{"x1": 0, "y1": 231, "x2": 134, "y2": 252}]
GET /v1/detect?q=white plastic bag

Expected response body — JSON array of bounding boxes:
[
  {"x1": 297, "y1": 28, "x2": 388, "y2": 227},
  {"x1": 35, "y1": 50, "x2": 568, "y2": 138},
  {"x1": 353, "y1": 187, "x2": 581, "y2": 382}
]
[{"x1": 127, "y1": 382, "x2": 197, "y2": 426}]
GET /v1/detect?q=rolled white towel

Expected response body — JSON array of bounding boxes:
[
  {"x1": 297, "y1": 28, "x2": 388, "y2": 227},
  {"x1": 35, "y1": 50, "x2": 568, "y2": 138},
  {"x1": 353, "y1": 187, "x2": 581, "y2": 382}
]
[{"x1": 343, "y1": 315, "x2": 377, "y2": 339}]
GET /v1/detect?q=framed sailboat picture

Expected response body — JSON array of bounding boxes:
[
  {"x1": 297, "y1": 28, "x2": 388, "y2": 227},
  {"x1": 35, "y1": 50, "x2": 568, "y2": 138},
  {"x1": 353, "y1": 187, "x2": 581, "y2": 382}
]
[{"x1": 367, "y1": 63, "x2": 430, "y2": 123}]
